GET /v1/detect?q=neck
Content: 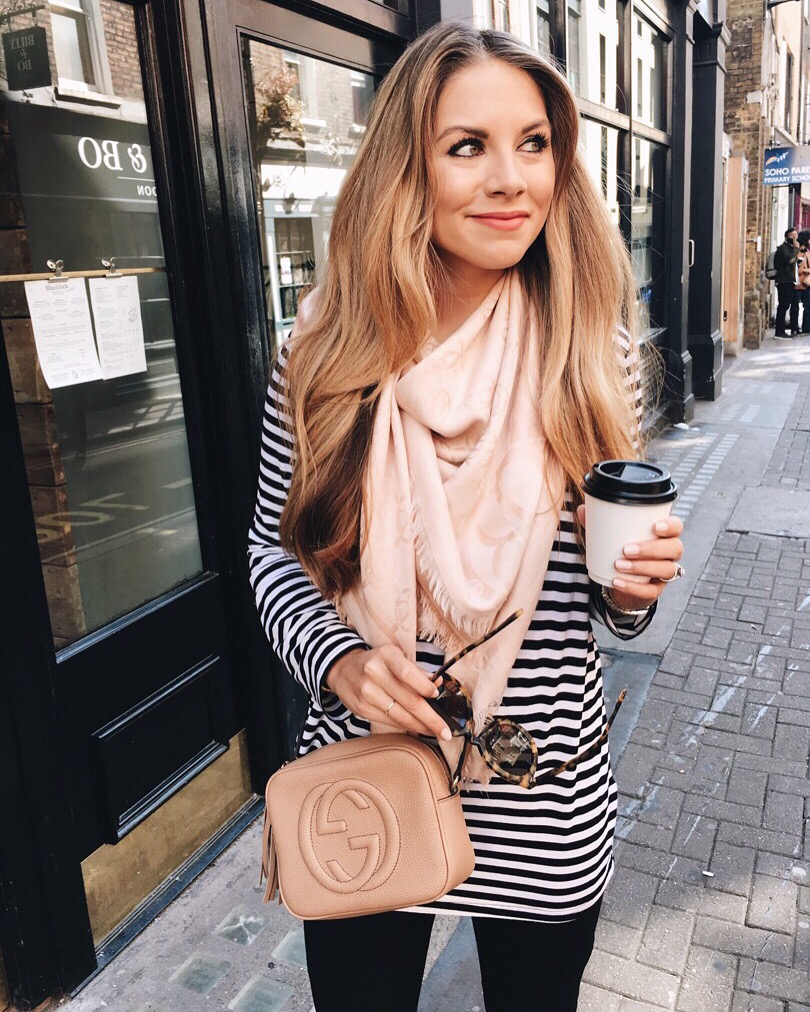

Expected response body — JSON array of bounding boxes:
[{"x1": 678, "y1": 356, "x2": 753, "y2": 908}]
[{"x1": 434, "y1": 259, "x2": 506, "y2": 342}]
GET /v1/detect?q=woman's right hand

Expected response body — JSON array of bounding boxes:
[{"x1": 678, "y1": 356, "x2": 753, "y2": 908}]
[{"x1": 325, "y1": 646, "x2": 453, "y2": 740}]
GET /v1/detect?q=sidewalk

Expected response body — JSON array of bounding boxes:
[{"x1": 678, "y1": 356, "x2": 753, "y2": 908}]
[{"x1": 53, "y1": 332, "x2": 809, "y2": 1012}]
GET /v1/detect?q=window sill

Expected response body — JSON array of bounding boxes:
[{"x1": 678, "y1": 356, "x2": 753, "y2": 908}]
[{"x1": 55, "y1": 85, "x2": 122, "y2": 109}]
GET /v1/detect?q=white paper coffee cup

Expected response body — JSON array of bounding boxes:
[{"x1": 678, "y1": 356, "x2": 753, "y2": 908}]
[{"x1": 582, "y1": 461, "x2": 678, "y2": 587}]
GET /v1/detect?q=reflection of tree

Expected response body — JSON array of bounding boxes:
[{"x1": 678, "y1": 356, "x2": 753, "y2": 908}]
[{"x1": 253, "y1": 66, "x2": 305, "y2": 149}]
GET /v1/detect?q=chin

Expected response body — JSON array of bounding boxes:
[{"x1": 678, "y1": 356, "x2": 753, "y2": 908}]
[{"x1": 470, "y1": 251, "x2": 533, "y2": 271}]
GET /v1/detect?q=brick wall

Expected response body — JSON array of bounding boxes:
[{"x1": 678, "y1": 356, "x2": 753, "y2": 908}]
[
  {"x1": 100, "y1": 1, "x2": 143, "y2": 102},
  {"x1": 724, "y1": 0, "x2": 771, "y2": 348}
]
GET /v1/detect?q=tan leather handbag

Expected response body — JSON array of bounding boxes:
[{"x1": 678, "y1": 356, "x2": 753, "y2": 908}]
[{"x1": 259, "y1": 733, "x2": 475, "y2": 920}]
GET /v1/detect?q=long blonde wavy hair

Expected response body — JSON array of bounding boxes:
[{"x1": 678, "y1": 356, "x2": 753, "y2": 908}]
[{"x1": 280, "y1": 21, "x2": 640, "y2": 598}]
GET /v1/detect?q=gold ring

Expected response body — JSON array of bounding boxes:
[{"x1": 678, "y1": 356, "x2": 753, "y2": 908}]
[{"x1": 385, "y1": 698, "x2": 396, "y2": 716}]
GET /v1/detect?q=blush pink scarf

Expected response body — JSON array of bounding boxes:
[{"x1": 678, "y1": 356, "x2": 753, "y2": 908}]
[{"x1": 339, "y1": 270, "x2": 563, "y2": 776}]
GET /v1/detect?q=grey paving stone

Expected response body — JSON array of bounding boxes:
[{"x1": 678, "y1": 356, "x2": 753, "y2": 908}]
[
  {"x1": 656, "y1": 879, "x2": 748, "y2": 923},
  {"x1": 637, "y1": 906, "x2": 694, "y2": 975},
  {"x1": 726, "y1": 767, "x2": 767, "y2": 808},
  {"x1": 692, "y1": 916, "x2": 793, "y2": 964},
  {"x1": 671, "y1": 811, "x2": 717, "y2": 862},
  {"x1": 746, "y1": 874, "x2": 799, "y2": 933},
  {"x1": 582, "y1": 948, "x2": 680, "y2": 1008},
  {"x1": 618, "y1": 1000, "x2": 673, "y2": 1012},
  {"x1": 794, "y1": 918, "x2": 810, "y2": 976},
  {"x1": 730, "y1": 992, "x2": 787, "y2": 1012},
  {"x1": 578, "y1": 982, "x2": 623, "y2": 1011},
  {"x1": 705, "y1": 842, "x2": 756, "y2": 898},
  {"x1": 772, "y1": 724, "x2": 810, "y2": 763},
  {"x1": 601, "y1": 866, "x2": 661, "y2": 930},
  {"x1": 594, "y1": 917, "x2": 644, "y2": 960},
  {"x1": 762, "y1": 792, "x2": 805, "y2": 836},
  {"x1": 718, "y1": 821, "x2": 803, "y2": 859},
  {"x1": 737, "y1": 958, "x2": 810, "y2": 1004},
  {"x1": 675, "y1": 944, "x2": 736, "y2": 1012}
]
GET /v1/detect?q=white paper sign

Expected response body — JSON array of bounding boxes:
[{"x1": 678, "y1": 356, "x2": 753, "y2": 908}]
[
  {"x1": 24, "y1": 277, "x2": 103, "y2": 388},
  {"x1": 88, "y1": 275, "x2": 147, "y2": 380}
]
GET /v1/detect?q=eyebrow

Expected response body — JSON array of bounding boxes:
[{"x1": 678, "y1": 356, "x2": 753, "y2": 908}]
[{"x1": 435, "y1": 119, "x2": 551, "y2": 142}]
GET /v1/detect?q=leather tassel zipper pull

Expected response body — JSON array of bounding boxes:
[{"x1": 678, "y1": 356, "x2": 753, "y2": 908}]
[{"x1": 260, "y1": 807, "x2": 279, "y2": 903}]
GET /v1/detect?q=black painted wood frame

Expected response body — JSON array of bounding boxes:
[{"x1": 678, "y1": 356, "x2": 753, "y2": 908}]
[{"x1": 0, "y1": 1, "x2": 414, "y2": 1006}]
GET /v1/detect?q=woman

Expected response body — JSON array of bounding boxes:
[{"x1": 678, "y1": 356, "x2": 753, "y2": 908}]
[
  {"x1": 796, "y1": 229, "x2": 810, "y2": 334},
  {"x1": 248, "y1": 21, "x2": 684, "y2": 1012}
]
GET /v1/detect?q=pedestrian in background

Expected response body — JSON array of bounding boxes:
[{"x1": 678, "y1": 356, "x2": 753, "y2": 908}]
[
  {"x1": 774, "y1": 226, "x2": 800, "y2": 337},
  {"x1": 795, "y1": 229, "x2": 810, "y2": 335},
  {"x1": 248, "y1": 20, "x2": 685, "y2": 1012}
]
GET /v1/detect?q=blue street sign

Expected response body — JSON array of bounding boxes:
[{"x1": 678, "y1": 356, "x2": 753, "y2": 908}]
[{"x1": 764, "y1": 146, "x2": 810, "y2": 186}]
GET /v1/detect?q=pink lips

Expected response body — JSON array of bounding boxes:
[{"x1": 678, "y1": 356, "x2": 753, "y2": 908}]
[{"x1": 470, "y1": 212, "x2": 529, "y2": 231}]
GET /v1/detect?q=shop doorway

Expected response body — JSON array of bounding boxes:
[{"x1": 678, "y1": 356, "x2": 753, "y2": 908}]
[{"x1": 202, "y1": 0, "x2": 406, "y2": 751}]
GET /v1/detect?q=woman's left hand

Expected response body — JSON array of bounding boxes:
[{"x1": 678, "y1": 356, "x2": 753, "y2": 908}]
[{"x1": 576, "y1": 506, "x2": 685, "y2": 610}]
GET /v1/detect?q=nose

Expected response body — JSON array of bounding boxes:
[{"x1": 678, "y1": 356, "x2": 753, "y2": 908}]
[{"x1": 484, "y1": 150, "x2": 527, "y2": 199}]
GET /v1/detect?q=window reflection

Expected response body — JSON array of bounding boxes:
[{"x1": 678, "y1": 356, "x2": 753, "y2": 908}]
[
  {"x1": 634, "y1": 16, "x2": 667, "y2": 130},
  {"x1": 0, "y1": 2, "x2": 203, "y2": 645},
  {"x1": 631, "y1": 138, "x2": 667, "y2": 332},
  {"x1": 581, "y1": 120, "x2": 620, "y2": 225},
  {"x1": 244, "y1": 40, "x2": 374, "y2": 352},
  {"x1": 536, "y1": 0, "x2": 553, "y2": 58},
  {"x1": 565, "y1": 0, "x2": 619, "y2": 111}
]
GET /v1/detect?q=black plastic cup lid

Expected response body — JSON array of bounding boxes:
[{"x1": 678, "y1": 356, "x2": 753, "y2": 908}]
[{"x1": 582, "y1": 460, "x2": 678, "y2": 505}]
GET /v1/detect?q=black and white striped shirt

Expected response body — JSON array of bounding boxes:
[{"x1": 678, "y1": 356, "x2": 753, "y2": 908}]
[{"x1": 247, "y1": 338, "x2": 654, "y2": 922}]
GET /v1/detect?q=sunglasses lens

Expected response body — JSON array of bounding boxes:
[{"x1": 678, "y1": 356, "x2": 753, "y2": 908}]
[
  {"x1": 480, "y1": 719, "x2": 536, "y2": 780},
  {"x1": 428, "y1": 677, "x2": 472, "y2": 733}
]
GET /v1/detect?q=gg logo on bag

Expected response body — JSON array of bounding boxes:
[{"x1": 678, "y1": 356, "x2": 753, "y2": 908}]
[{"x1": 299, "y1": 779, "x2": 401, "y2": 892}]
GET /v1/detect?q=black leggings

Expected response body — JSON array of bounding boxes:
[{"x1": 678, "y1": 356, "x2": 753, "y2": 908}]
[{"x1": 303, "y1": 900, "x2": 602, "y2": 1012}]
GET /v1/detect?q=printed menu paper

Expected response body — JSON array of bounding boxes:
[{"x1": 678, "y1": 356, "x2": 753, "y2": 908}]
[
  {"x1": 24, "y1": 277, "x2": 102, "y2": 388},
  {"x1": 88, "y1": 275, "x2": 147, "y2": 380}
]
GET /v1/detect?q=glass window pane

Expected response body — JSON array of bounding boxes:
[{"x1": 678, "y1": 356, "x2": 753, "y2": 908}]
[
  {"x1": 634, "y1": 16, "x2": 667, "y2": 130},
  {"x1": 244, "y1": 39, "x2": 374, "y2": 353},
  {"x1": 536, "y1": 0, "x2": 553, "y2": 58},
  {"x1": 580, "y1": 119, "x2": 620, "y2": 226},
  {"x1": 1, "y1": 4, "x2": 203, "y2": 646},
  {"x1": 631, "y1": 137, "x2": 667, "y2": 332},
  {"x1": 51, "y1": 9, "x2": 96, "y2": 87},
  {"x1": 565, "y1": 0, "x2": 618, "y2": 111}
]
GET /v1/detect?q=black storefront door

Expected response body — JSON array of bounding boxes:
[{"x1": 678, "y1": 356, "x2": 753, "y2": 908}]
[
  {"x1": 0, "y1": 1, "x2": 413, "y2": 1006},
  {"x1": 0, "y1": 2, "x2": 252, "y2": 1006},
  {"x1": 200, "y1": 0, "x2": 409, "y2": 753}
]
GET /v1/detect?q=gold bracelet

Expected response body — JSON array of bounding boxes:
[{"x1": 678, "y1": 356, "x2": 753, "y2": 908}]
[{"x1": 601, "y1": 584, "x2": 651, "y2": 617}]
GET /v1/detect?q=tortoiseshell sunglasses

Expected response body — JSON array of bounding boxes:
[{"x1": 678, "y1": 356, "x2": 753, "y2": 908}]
[{"x1": 427, "y1": 610, "x2": 626, "y2": 791}]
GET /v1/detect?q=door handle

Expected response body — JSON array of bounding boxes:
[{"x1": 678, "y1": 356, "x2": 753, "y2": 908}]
[{"x1": 688, "y1": 239, "x2": 695, "y2": 269}]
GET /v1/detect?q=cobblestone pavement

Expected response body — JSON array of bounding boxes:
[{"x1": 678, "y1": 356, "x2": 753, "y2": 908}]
[
  {"x1": 51, "y1": 333, "x2": 809, "y2": 1012},
  {"x1": 578, "y1": 334, "x2": 810, "y2": 1012}
]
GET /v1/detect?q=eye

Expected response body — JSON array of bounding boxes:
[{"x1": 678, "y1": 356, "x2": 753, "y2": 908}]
[
  {"x1": 521, "y1": 133, "x2": 550, "y2": 153},
  {"x1": 448, "y1": 136, "x2": 484, "y2": 158}
]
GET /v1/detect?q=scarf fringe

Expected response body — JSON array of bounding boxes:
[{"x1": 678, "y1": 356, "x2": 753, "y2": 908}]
[{"x1": 411, "y1": 501, "x2": 498, "y2": 645}]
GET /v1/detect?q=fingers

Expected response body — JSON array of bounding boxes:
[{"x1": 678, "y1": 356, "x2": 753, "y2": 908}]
[
  {"x1": 652, "y1": 515, "x2": 684, "y2": 537},
  {"x1": 621, "y1": 535, "x2": 684, "y2": 562},
  {"x1": 611, "y1": 577, "x2": 662, "y2": 604},
  {"x1": 576, "y1": 503, "x2": 586, "y2": 528},
  {"x1": 358, "y1": 648, "x2": 452, "y2": 740},
  {"x1": 614, "y1": 558, "x2": 682, "y2": 582}
]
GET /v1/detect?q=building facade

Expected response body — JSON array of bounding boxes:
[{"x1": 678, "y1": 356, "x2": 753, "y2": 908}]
[
  {"x1": 0, "y1": 1, "x2": 726, "y2": 1007},
  {"x1": 725, "y1": 0, "x2": 810, "y2": 349}
]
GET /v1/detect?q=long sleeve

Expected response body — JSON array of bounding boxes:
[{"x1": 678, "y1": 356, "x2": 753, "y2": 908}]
[
  {"x1": 588, "y1": 327, "x2": 657, "y2": 639},
  {"x1": 246, "y1": 350, "x2": 369, "y2": 713}
]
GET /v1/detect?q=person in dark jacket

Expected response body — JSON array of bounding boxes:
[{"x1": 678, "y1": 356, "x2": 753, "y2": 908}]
[{"x1": 774, "y1": 227, "x2": 800, "y2": 337}]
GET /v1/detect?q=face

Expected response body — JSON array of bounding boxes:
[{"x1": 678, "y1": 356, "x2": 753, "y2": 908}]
[
  {"x1": 788, "y1": 230, "x2": 798, "y2": 244},
  {"x1": 429, "y1": 58, "x2": 556, "y2": 285}
]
